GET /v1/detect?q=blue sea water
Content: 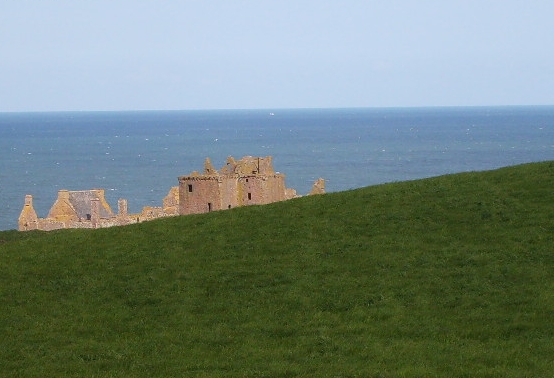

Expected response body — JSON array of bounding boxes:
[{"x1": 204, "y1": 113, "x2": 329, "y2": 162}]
[{"x1": 1, "y1": 106, "x2": 553, "y2": 231}]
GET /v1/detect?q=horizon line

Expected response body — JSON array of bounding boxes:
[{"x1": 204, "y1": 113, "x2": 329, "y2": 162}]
[{"x1": 2, "y1": 104, "x2": 554, "y2": 115}]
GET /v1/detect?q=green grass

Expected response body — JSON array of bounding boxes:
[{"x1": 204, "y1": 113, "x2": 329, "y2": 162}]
[{"x1": 1, "y1": 161, "x2": 553, "y2": 377}]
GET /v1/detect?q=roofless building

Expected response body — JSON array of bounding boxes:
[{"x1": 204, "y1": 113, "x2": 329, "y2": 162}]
[{"x1": 18, "y1": 156, "x2": 324, "y2": 231}]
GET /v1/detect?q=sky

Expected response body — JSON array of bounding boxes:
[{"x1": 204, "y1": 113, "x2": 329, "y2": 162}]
[{"x1": 1, "y1": 1, "x2": 553, "y2": 112}]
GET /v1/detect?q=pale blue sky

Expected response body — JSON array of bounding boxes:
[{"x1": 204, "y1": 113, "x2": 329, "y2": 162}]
[{"x1": 1, "y1": 1, "x2": 553, "y2": 111}]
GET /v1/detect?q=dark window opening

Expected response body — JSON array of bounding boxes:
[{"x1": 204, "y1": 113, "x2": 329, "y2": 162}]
[
  {"x1": 86, "y1": 214, "x2": 91, "y2": 220},
  {"x1": 246, "y1": 178, "x2": 249, "y2": 182},
  {"x1": 248, "y1": 193, "x2": 252, "y2": 200},
  {"x1": 208, "y1": 203, "x2": 212, "y2": 212},
  {"x1": 228, "y1": 205, "x2": 231, "y2": 209},
  {"x1": 188, "y1": 184, "x2": 193, "y2": 193}
]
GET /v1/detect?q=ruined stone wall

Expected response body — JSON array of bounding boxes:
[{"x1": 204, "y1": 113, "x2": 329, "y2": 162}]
[
  {"x1": 239, "y1": 176, "x2": 258, "y2": 205},
  {"x1": 179, "y1": 176, "x2": 222, "y2": 215},
  {"x1": 265, "y1": 174, "x2": 287, "y2": 203},
  {"x1": 234, "y1": 156, "x2": 275, "y2": 175},
  {"x1": 177, "y1": 156, "x2": 305, "y2": 216},
  {"x1": 21, "y1": 207, "x2": 177, "y2": 231},
  {"x1": 18, "y1": 195, "x2": 39, "y2": 231},
  {"x1": 257, "y1": 156, "x2": 275, "y2": 175},
  {"x1": 310, "y1": 178, "x2": 326, "y2": 195},
  {"x1": 162, "y1": 187, "x2": 179, "y2": 215},
  {"x1": 118, "y1": 199, "x2": 128, "y2": 216},
  {"x1": 239, "y1": 174, "x2": 286, "y2": 205},
  {"x1": 19, "y1": 187, "x2": 179, "y2": 231},
  {"x1": 220, "y1": 176, "x2": 240, "y2": 209},
  {"x1": 47, "y1": 190, "x2": 79, "y2": 223},
  {"x1": 18, "y1": 156, "x2": 324, "y2": 232},
  {"x1": 37, "y1": 219, "x2": 66, "y2": 231}
]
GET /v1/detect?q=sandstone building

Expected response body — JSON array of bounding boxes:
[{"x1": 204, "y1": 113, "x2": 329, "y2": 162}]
[
  {"x1": 18, "y1": 156, "x2": 324, "y2": 231},
  {"x1": 18, "y1": 188, "x2": 178, "y2": 231},
  {"x1": 179, "y1": 156, "x2": 300, "y2": 215}
]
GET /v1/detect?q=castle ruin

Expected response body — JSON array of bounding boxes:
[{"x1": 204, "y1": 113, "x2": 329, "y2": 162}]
[{"x1": 18, "y1": 156, "x2": 324, "y2": 231}]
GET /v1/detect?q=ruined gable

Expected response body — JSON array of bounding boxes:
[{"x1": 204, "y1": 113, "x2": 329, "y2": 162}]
[
  {"x1": 162, "y1": 186, "x2": 180, "y2": 215},
  {"x1": 47, "y1": 190, "x2": 79, "y2": 222},
  {"x1": 69, "y1": 190, "x2": 114, "y2": 219},
  {"x1": 47, "y1": 189, "x2": 114, "y2": 222},
  {"x1": 310, "y1": 178, "x2": 326, "y2": 195},
  {"x1": 203, "y1": 157, "x2": 218, "y2": 175},
  {"x1": 18, "y1": 195, "x2": 39, "y2": 231}
]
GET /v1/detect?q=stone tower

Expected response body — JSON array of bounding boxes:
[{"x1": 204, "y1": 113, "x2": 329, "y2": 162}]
[{"x1": 178, "y1": 156, "x2": 290, "y2": 215}]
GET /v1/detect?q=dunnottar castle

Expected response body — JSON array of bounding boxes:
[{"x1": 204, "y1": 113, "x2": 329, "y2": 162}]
[{"x1": 18, "y1": 156, "x2": 325, "y2": 232}]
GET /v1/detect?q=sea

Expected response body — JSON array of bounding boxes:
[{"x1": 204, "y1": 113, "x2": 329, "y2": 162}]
[{"x1": 1, "y1": 106, "x2": 553, "y2": 231}]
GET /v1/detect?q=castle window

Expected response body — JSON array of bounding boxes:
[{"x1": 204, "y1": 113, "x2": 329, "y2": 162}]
[
  {"x1": 246, "y1": 178, "x2": 249, "y2": 182},
  {"x1": 208, "y1": 203, "x2": 212, "y2": 212},
  {"x1": 188, "y1": 184, "x2": 193, "y2": 193},
  {"x1": 86, "y1": 214, "x2": 91, "y2": 221},
  {"x1": 248, "y1": 193, "x2": 252, "y2": 200}
]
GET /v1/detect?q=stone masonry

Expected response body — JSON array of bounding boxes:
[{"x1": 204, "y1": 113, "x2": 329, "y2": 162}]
[
  {"x1": 18, "y1": 156, "x2": 324, "y2": 231},
  {"x1": 178, "y1": 156, "x2": 299, "y2": 215}
]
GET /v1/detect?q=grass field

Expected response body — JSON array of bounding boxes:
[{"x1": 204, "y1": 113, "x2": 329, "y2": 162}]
[{"x1": 1, "y1": 161, "x2": 553, "y2": 377}]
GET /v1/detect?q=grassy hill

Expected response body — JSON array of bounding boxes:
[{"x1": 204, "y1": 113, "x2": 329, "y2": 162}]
[{"x1": 1, "y1": 161, "x2": 553, "y2": 377}]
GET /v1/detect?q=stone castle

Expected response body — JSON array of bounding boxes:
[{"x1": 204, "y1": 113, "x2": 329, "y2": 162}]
[{"x1": 18, "y1": 156, "x2": 324, "y2": 231}]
